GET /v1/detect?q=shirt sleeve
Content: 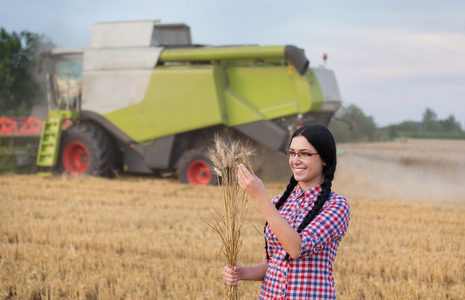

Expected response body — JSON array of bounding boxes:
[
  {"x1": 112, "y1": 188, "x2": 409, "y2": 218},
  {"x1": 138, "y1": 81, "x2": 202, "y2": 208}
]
[
  {"x1": 264, "y1": 194, "x2": 282, "y2": 262},
  {"x1": 298, "y1": 194, "x2": 350, "y2": 258}
]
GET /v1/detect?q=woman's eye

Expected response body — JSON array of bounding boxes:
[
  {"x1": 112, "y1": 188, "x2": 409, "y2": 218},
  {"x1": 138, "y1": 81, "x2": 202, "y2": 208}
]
[{"x1": 301, "y1": 153, "x2": 311, "y2": 157}]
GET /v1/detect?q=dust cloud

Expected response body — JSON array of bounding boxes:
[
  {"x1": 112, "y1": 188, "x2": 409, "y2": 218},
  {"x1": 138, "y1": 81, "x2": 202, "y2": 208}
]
[{"x1": 251, "y1": 143, "x2": 292, "y2": 183}]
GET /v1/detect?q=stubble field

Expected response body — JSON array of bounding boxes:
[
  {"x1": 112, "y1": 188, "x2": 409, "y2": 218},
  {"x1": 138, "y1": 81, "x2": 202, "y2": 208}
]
[{"x1": 1, "y1": 139, "x2": 464, "y2": 299}]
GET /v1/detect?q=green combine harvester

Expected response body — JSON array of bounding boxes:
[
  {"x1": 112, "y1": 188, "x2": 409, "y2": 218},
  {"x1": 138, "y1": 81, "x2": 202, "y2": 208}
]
[{"x1": 0, "y1": 21, "x2": 342, "y2": 185}]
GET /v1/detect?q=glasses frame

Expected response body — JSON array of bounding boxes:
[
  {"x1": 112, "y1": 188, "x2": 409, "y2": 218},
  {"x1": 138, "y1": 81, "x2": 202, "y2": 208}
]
[{"x1": 286, "y1": 151, "x2": 319, "y2": 159}]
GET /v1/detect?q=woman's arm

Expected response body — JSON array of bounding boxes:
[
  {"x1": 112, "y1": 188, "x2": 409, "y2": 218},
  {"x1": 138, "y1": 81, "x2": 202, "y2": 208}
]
[
  {"x1": 222, "y1": 262, "x2": 268, "y2": 286},
  {"x1": 237, "y1": 164, "x2": 302, "y2": 259}
]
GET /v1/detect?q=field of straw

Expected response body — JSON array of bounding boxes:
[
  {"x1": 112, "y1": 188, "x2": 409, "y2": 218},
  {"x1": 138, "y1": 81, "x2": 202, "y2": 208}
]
[{"x1": 1, "y1": 138, "x2": 464, "y2": 299}]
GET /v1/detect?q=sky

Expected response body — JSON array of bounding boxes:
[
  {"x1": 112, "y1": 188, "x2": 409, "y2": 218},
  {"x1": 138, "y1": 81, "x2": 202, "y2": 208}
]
[{"x1": 1, "y1": 0, "x2": 464, "y2": 127}]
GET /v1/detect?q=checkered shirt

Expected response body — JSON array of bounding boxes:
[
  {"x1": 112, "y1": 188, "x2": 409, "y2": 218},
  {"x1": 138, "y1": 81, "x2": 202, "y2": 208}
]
[{"x1": 259, "y1": 185, "x2": 350, "y2": 300}]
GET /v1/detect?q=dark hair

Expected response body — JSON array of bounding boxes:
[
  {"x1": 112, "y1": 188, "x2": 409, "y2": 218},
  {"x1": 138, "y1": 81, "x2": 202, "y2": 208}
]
[{"x1": 264, "y1": 125, "x2": 337, "y2": 261}]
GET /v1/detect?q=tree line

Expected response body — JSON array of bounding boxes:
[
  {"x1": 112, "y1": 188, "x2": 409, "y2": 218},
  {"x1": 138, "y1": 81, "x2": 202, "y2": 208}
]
[{"x1": 328, "y1": 104, "x2": 465, "y2": 142}]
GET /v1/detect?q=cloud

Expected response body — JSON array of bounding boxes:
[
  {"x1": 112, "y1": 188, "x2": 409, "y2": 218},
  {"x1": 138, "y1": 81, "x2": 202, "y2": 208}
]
[{"x1": 322, "y1": 28, "x2": 465, "y2": 81}]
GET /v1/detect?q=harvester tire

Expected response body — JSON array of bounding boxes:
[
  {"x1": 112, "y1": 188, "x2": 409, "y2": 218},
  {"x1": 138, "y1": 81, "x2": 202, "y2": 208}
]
[
  {"x1": 177, "y1": 149, "x2": 218, "y2": 186},
  {"x1": 56, "y1": 121, "x2": 116, "y2": 178}
]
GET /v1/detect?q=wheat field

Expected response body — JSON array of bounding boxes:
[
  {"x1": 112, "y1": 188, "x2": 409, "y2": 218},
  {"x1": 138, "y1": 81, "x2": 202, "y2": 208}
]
[{"x1": 1, "y1": 139, "x2": 464, "y2": 299}]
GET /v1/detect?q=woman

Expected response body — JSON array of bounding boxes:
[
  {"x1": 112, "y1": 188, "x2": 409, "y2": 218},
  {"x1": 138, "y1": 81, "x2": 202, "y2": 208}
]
[{"x1": 222, "y1": 125, "x2": 350, "y2": 299}]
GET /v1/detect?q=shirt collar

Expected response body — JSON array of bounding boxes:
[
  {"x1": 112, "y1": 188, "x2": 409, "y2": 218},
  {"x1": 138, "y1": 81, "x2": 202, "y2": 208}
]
[{"x1": 294, "y1": 184, "x2": 322, "y2": 199}]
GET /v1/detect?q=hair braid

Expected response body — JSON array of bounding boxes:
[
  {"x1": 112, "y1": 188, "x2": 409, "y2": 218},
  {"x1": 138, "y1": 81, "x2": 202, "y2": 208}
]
[
  {"x1": 275, "y1": 175, "x2": 298, "y2": 210},
  {"x1": 283, "y1": 166, "x2": 335, "y2": 261},
  {"x1": 264, "y1": 175, "x2": 298, "y2": 260}
]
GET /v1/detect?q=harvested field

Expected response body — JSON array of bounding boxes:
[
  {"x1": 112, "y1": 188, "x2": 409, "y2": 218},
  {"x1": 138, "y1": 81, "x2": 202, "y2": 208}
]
[
  {"x1": 336, "y1": 138, "x2": 465, "y2": 204},
  {"x1": 1, "y1": 139, "x2": 464, "y2": 299}
]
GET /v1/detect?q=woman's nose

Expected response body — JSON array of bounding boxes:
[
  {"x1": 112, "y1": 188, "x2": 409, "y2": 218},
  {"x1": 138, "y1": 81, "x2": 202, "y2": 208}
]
[{"x1": 292, "y1": 155, "x2": 302, "y2": 163}]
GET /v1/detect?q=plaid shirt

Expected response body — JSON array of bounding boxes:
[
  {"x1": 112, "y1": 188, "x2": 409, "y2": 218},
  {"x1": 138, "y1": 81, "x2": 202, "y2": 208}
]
[{"x1": 259, "y1": 185, "x2": 350, "y2": 300}]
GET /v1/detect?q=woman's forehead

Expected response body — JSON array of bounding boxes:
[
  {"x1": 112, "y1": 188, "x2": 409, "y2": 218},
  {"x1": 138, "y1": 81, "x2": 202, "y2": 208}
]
[{"x1": 289, "y1": 136, "x2": 315, "y2": 150}]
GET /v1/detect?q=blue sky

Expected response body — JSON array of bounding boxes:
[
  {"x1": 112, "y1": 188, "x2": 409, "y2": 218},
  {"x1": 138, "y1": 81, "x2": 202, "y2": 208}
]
[{"x1": 1, "y1": 0, "x2": 464, "y2": 127}]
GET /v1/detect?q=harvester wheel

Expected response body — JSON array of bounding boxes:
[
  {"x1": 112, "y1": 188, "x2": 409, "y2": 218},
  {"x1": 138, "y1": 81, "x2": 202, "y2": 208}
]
[
  {"x1": 56, "y1": 121, "x2": 116, "y2": 178},
  {"x1": 177, "y1": 149, "x2": 218, "y2": 186}
]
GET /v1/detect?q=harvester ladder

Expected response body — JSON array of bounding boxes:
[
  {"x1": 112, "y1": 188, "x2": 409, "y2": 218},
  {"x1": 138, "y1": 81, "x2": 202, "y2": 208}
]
[{"x1": 36, "y1": 118, "x2": 64, "y2": 177}]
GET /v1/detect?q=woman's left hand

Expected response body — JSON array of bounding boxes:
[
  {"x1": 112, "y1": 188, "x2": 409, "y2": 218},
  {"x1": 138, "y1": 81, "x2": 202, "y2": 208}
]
[{"x1": 237, "y1": 164, "x2": 268, "y2": 203}]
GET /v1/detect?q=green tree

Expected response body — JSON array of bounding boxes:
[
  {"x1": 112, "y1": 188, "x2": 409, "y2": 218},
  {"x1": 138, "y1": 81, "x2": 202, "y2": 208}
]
[
  {"x1": 385, "y1": 121, "x2": 420, "y2": 139},
  {"x1": 329, "y1": 104, "x2": 377, "y2": 143},
  {"x1": 438, "y1": 115, "x2": 462, "y2": 133},
  {"x1": 422, "y1": 107, "x2": 439, "y2": 132},
  {"x1": 0, "y1": 28, "x2": 40, "y2": 115}
]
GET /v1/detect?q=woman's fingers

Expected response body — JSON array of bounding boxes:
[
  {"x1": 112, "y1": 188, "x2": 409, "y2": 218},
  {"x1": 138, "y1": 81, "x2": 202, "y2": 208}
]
[
  {"x1": 237, "y1": 164, "x2": 269, "y2": 203},
  {"x1": 237, "y1": 164, "x2": 254, "y2": 185},
  {"x1": 237, "y1": 164, "x2": 249, "y2": 189},
  {"x1": 222, "y1": 265, "x2": 241, "y2": 286}
]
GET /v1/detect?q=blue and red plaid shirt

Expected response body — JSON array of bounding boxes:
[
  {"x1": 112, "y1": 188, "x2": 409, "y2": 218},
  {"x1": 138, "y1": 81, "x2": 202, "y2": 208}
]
[{"x1": 260, "y1": 185, "x2": 350, "y2": 299}]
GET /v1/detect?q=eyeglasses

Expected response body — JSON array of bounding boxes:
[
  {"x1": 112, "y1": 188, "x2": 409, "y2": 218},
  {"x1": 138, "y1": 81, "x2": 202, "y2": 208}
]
[{"x1": 286, "y1": 151, "x2": 319, "y2": 159}]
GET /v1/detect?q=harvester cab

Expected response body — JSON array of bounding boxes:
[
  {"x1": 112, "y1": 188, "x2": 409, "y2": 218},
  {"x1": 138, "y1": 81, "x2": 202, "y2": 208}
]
[{"x1": 39, "y1": 49, "x2": 83, "y2": 112}]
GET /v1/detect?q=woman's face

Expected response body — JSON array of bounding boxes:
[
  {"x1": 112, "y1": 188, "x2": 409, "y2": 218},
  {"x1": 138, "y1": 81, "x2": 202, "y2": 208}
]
[{"x1": 288, "y1": 135, "x2": 325, "y2": 191}]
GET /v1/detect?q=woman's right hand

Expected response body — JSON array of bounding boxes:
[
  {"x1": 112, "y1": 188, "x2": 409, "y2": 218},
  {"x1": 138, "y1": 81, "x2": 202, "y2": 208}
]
[
  {"x1": 222, "y1": 265, "x2": 242, "y2": 286},
  {"x1": 237, "y1": 164, "x2": 268, "y2": 204}
]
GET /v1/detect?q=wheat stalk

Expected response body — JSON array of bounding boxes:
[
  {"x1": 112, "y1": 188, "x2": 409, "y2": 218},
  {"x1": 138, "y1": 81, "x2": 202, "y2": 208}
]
[{"x1": 206, "y1": 135, "x2": 254, "y2": 300}]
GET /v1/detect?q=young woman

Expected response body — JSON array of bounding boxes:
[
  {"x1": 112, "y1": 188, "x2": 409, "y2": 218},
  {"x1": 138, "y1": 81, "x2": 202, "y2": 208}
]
[{"x1": 222, "y1": 125, "x2": 350, "y2": 299}]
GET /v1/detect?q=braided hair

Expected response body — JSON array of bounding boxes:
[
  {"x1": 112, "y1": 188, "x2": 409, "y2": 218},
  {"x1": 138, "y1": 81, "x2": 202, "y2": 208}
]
[{"x1": 264, "y1": 125, "x2": 337, "y2": 261}]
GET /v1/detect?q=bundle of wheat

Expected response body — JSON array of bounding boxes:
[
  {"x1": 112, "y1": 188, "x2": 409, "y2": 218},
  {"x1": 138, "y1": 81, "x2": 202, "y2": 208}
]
[{"x1": 206, "y1": 136, "x2": 255, "y2": 299}]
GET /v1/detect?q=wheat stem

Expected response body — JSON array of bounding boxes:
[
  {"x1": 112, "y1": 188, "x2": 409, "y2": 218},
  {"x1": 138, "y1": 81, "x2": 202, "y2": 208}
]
[{"x1": 206, "y1": 135, "x2": 254, "y2": 300}]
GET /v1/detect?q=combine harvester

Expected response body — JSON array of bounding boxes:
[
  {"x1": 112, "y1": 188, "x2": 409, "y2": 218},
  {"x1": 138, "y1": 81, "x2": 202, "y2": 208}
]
[{"x1": 0, "y1": 20, "x2": 342, "y2": 185}]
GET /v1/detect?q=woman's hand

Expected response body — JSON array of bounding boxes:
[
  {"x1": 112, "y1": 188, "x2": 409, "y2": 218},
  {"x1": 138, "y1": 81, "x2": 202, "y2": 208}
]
[
  {"x1": 222, "y1": 265, "x2": 242, "y2": 286},
  {"x1": 237, "y1": 164, "x2": 268, "y2": 203}
]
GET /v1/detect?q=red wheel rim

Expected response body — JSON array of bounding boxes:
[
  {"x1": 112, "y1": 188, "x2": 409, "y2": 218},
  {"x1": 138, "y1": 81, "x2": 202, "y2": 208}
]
[
  {"x1": 62, "y1": 141, "x2": 89, "y2": 174},
  {"x1": 186, "y1": 160, "x2": 211, "y2": 186}
]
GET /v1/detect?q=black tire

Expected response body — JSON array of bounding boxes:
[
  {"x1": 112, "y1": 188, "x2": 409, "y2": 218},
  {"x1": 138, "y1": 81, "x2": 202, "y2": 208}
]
[
  {"x1": 177, "y1": 149, "x2": 218, "y2": 185},
  {"x1": 55, "y1": 121, "x2": 116, "y2": 178}
]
